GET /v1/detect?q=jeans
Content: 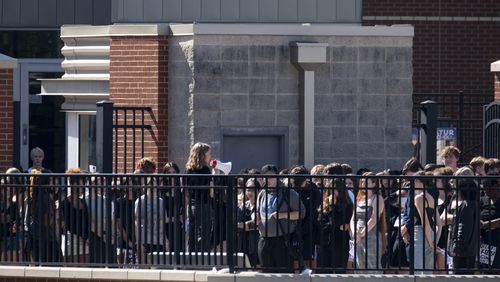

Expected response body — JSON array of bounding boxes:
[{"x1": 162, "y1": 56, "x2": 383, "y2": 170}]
[{"x1": 414, "y1": 225, "x2": 435, "y2": 274}]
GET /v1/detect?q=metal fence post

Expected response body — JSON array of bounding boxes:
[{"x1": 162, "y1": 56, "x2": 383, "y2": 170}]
[
  {"x1": 226, "y1": 176, "x2": 235, "y2": 273},
  {"x1": 96, "y1": 101, "x2": 113, "y2": 173},
  {"x1": 419, "y1": 100, "x2": 438, "y2": 165}
]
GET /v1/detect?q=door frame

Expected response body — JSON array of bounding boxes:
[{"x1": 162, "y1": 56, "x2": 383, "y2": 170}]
[{"x1": 13, "y1": 59, "x2": 63, "y2": 170}]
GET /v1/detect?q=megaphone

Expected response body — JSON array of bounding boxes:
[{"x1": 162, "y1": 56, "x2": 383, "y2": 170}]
[{"x1": 210, "y1": 159, "x2": 232, "y2": 175}]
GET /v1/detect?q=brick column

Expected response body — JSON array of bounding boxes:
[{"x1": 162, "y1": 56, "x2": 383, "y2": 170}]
[
  {"x1": 109, "y1": 36, "x2": 168, "y2": 172},
  {"x1": 0, "y1": 54, "x2": 17, "y2": 172}
]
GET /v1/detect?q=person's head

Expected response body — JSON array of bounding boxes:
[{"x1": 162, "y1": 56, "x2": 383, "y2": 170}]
[
  {"x1": 341, "y1": 163, "x2": 353, "y2": 174},
  {"x1": 290, "y1": 165, "x2": 309, "y2": 188},
  {"x1": 236, "y1": 168, "x2": 250, "y2": 188},
  {"x1": 345, "y1": 173, "x2": 358, "y2": 190},
  {"x1": 485, "y1": 158, "x2": 500, "y2": 175},
  {"x1": 279, "y1": 168, "x2": 290, "y2": 186},
  {"x1": 440, "y1": 146, "x2": 460, "y2": 169},
  {"x1": 412, "y1": 171, "x2": 434, "y2": 192},
  {"x1": 424, "y1": 163, "x2": 439, "y2": 172},
  {"x1": 245, "y1": 177, "x2": 261, "y2": 201},
  {"x1": 469, "y1": 156, "x2": 486, "y2": 176},
  {"x1": 66, "y1": 168, "x2": 85, "y2": 197},
  {"x1": 260, "y1": 164, "x2": 278, "y2": 188},
  {"x1": 324, "y1": 163, "x2": 343, "y2": 175},
  {"x1": 311, "y1": 164, "x2": 325, "y2": 187},
  {"x1": 357, "y1": 172, "x2": 378, "y2": 201},
  {"x1": 136, "y1": 157, "x2": 157, "y2": 174},
  {"x1": 162, "y1": 162, "x2": 179, "y2": 174},
  {"x1": 482, "y1": 174, "x2": 500, "y2": 199},
  {"x1": 30, "y1": 147, "x2": 44, "y2": 167},
  {"x1": 433, "y1": 166, "x2": 453, "y2": 190},
  {"x1": 186, "y1": 142, "x2": 211, "y2": 170},
  {"x1": 356, "y1": 168, "x2": 371, "y2": 175},
  {"x1": 402, "y1": 157, "x2": 423, "y2": 176}
]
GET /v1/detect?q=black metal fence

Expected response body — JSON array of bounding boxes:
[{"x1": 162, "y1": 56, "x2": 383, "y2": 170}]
[{"x1": 0, "y1": 173, "x2": 499, "y2": 274}]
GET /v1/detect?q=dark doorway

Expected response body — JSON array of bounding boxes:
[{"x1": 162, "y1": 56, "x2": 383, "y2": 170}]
[{"x1": 28, "y1": 72, "x2": 65, "y2": 172}]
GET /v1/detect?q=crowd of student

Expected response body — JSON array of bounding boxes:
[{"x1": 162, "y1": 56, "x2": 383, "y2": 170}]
[{"x1": 0, "y1": 143, "x2": 499, "y2": 275}]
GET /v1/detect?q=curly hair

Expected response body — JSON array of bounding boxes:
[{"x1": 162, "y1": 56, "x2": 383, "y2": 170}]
[{"x1": 185, "y1": 142, "x2": 211, "y2": 171}]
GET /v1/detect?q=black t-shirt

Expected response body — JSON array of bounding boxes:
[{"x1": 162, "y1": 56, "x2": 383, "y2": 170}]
[
  {"x1": 115, "y1": 197, "x2": 136, "y2": 242},
  {"x1": 481, "y1": 195, "x2": 500, "y2": 221},
  {"x1": 186, "y1": 166, "x2": 212, "y2": 204},
  {"x1": 61, "y1": 197, "x2": 89, "y2": 239},
  {"x1": 0, "y1": 201, "x2": 17, "y2": 237}
]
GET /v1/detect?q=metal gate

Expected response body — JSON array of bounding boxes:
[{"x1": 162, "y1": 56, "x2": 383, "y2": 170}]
[
  {"x1": 96, "y1": 101, "x2": 152, "y2": 173},
  {"x1": 483, "y1": 101, "x2": 500, "y2": 158}
]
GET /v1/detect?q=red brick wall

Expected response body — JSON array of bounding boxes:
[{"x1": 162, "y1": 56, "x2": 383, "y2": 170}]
[
  {"x1": 363, "y1": 1, "x2": 500, "y2": 161},
  {"x1": 0, "y1": 69, "x2": 14, "y2": 171},
  {"x1": 495, "y1": 73, "x2": 500, "y2": 101},
  {"x1": 109, "y1": 36, "x2": 169, "y2": 172}
]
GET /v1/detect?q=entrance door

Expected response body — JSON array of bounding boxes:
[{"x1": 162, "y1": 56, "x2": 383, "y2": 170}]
[{"x1": 15, "y1": 60, "x2": 64, "y2": 172}]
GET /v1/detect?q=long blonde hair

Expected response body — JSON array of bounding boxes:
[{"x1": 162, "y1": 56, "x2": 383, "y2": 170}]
[{"x1": 186, "y1": 142, "x2": 211, "y2": 171}]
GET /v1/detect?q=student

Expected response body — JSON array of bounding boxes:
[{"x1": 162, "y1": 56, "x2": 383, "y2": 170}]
[
  {"x1": 440, "y1": 146, "x2": 461, "y2": 173},
  {"x1": 256, "y1": 164, "x2": 305, "y2": 273},
  {"x1": 448, "y1": 167, "x2": 480, "y2": 274},
  {"x1": 0, "y1": 168, "x2": 22, "y2": 262},
  {"x1": 479, "y1": 175, "x2": 500, "y2": 272},
  {"x1": 185, "y1": 142, "x2": 214, "y2": 252},
  {"x1": 470, "y1": 156, "x2": 487, "y2": 176},
  {"x1": 161, "y1": 162, "x2": 184, "y2": 256},
  {"x1": 236, "y1": 177, "x2": 260, "y2": 268}
]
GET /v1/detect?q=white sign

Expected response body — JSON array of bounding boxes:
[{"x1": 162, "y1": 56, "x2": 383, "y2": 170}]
[
  {"x1": 436, "y1": 127, "x2": 457, "y2": 164},
  {"x1": 480, "y1": 243, "x2": 497, "y2": 266}
]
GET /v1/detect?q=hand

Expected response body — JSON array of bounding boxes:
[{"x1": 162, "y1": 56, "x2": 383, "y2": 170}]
[
  {"x1": 402, "y1": 232, "x2": 410, "y2": 244},
  {"x1": 271, "y1": 212, "x2": 279, "y2": 219}
]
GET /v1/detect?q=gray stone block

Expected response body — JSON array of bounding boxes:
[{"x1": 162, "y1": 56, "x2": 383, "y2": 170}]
[
  {"x1": 358, "y1": 95, "x2": 386, "y2": 110},
  {"x1": 221, "y1": 62, "x2": 249, "y2": 78},
  {"x1": 249, "y1": 45, "x2": 276, "y2": 61},
  {"x1": 277, "y1": 78, "x2": 299, "y2": 94},
  {"x1": 386, "y1": 158, "x2": 410, "y2": 171},
  {"x1": 250, "y1": 62, "x2": 277, "y2": 78},
  {"x1": 170, "y1": 61, "x2": 192, "y2": 77},
  {"x1": 276, "y1": 110, "x2": 299, "y2": 125},
  {"x1": 331, "y1": 46, "x2": 358, "y2": 62},
  {"x1": 249, "y1": 94, "x2": 276, "y2": 110},
  {"x1": 332, "y1": 63, "x2": 357, "y2": 78},
  {"x1": 329, "y1": 158, "x2": 359, "y2": 168},
  {"x1": 221, "y1": 110, "x2": 248, "y2": 126},
  {"x1": 316, "y1": 142, "x2": 332, "y2": 158},
  {"x1": 277, "y1": 63, "x2": 298, "y2": 79},
  {"x1": 194, "y1": 110, "x2": 220, "y2": 127},
  {"x1": 193, "y1": 77, "x2": 222, "y2": 93},
  {"x1": 386, "y1": 47, "x2": 412, "y2": 63},
  {"x1": 277, "y1": 94, "x2": 299, "y2": 110},
  {"x1": 248, "y1": 110, "x2": 275, "y2": 126},
  {"x1": 193, "y1": 94, "x2": 220, "y2": 111},
  {"x1": 361, "y1": 158, "x2": 386, "y2": 172},
  {"x1": 386, "y1": 95, "x2": 413, "y2": 110},
  {"x1": 315, "y1": 76, "x2": 331, "y2": 94},
  {"x1": 386, "y1": 110, "x2": 412, "y2": 127},
  {"x1": 359, "y1": 126, "x2": 385, "y2": 142},
  {"x1": 385, "y1": 127, "x2": 411, "y2": 142},
  {"x1": 359, "y1": 47, "x2": 386, "y2": 62},
  {"x1": 385, "y1": 142, "x2": 413, "y2": 158},
  {"x1": 387, "y1": 62, "x2": 412, "y2": 79},
  {"x1": 358, "y1": 110, "x2": 385, "y2": 127},
  {"x1": 194, "y1": 61, "x2": 223, "y2": 77},
  {"x1": 193, "y1": 127, "x2": 220, "y2": 142},
  {"x1": 221, "y1": 94, "x2": 249, "y2": 110},
  {"x1": 249, "y1": 78, "x2": 275, "y2": 93},
  {"x1": 358, "y1": 79, "x2": 385, "y2": 95},
  {"x1": 314, "y1": 126, "x2": 332, "y2": 143},
  {"x1": 331, "y1": 127, "x2": 357, "y2": 142},
  {"x1": 315, "y1": 110, "x2": 356, "y2": 126},
  {"x1": 221, "y1": 78, "x2": 250, "y2": 94},
  {"x1": 386, "y1": 78, "x2": 412, "y2": 95},
  {"x1": 331, "y1": 142, "x2": 358, "y2": 158},
  {"x1": 358, "y1": 63, "x2": 386, "y2": 79},
  {"x1": 221, "y1": 46, "x2": 249, "y2": 61},
  {"x1": 358, "y1": 142, "x2": 385, "y2": 158},
  {"x1": 331, "y1": 79, "x2": 357, "y2": 95},
  {"x1": 194, "y1": 45, "x2": 221, "y2": 61},
  {"x1": 277, "y1": 45, "x2": 290, "y2": 61}
]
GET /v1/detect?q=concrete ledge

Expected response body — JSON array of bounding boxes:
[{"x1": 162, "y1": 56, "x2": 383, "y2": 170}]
[
  {"x1": 60, "y1": 267, "x2": 93, "y2": 279},
  {"x1": 25, "y1": 267, "x2": 60, "y2": 278},
  {"x1": 61, "y1": 24, "x2": 170, "y2": 38},
  {"x1": 161, "y1": 270, "x2": 196, "y2": 281},
  {"x1": 491, "y1": 60, "x2": 500, "y2": 72},
  {"x1": 0, "y1": 53, "x2": 18, "y2": 69},
  {"x1": 128, "y1": 269, "x2": 161, "y2": 281},
  {"x1": 312, "y1": 274, "x2": 414, "y2": 282},
  {"x1": 0, "y1": 266, "x2": 25, "y2": 277},
  {"x1": 92, "y1": 268, "x2": 128, "y2": 280},
  {"x1": 416, "y1": 275, "x2": 500, "y2": 281}
]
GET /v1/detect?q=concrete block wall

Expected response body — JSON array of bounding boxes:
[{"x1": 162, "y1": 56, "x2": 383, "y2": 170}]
[{"x1": 169, "y1": 35, "x2": 413, "y2": 172}]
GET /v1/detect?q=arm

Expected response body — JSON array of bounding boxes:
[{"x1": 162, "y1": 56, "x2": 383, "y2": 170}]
[
  {"x1": 452, "y1": 203, "x2": 475, "y2": 256},
  {"x1": 365, "y1": 195, "x2": 384, "y2": 234},
  {"x1": 481, "y1": 218, "x2": 500, "y2": 230},
  {"x1": 415, "y1": 194, "x2": 434, "y2": 250}
]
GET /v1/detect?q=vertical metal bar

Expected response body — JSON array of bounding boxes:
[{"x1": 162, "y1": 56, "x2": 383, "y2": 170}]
[
  {"x1": 124, "y1": 110, "x2": 128, "y2": 173},
  {"x1": 96, "y1": 101, "x2": 114, "y2": 173},
  {"x1": 133, "y1": 110, "x2": 136, "y2": 173},
  {"x1": 141, "y1": 110, "x2": 145, "y2": 158},
  {"x1": 408, "y1": 178, "x2": 415, "y2": 275}
]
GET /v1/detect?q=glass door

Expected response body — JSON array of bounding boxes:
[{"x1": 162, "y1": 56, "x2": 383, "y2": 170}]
[{"x1": 17, "y1": 60, "x2": 64, "y2": 172}]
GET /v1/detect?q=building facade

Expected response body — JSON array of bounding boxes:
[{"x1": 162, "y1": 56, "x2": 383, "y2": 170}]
[{"x1": 1, "y1": 0, "x2": 418, "y2": 172}]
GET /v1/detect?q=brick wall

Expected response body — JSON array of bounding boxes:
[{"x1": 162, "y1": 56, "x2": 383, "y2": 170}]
[
  {"x1": 109, "y1": 36, "x2": 169, "y2": 172},
  {"x1": 0, "y1": 69, "x2": 14, "y2": 171},
  {"x1": 495, "y1": 73, "x2": 500, "y2": 101},
  {"x1": 363, "y1": 0, "x2": 500, "y2": 162}
]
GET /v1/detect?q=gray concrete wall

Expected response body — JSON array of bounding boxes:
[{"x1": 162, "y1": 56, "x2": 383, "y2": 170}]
[
  {"x1": 112, "y1": 0, "x2": 362, "y2": 24},
  {"x1": 168, "y1": 34, "x2": 413, "y2": 172}
]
